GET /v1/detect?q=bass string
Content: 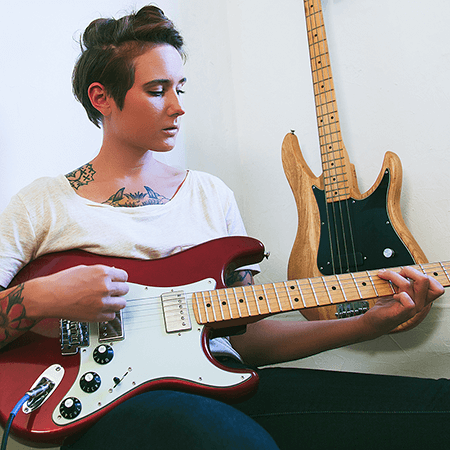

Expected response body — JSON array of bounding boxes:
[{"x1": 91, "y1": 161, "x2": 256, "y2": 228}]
[{"x1": 307, "y1": 0, "x2": 359, "y2": 273}]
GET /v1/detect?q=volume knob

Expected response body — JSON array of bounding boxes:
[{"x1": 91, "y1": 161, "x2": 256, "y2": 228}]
[
  {"x1": 93, "y1": 344, "x2": 114, "y2": 365},
  {"x1": 80, "y1": 372, "x2": 101, "y2": 393},
  {"x1": 60, "y1": 397, "x2": 82, "y2": 419}
]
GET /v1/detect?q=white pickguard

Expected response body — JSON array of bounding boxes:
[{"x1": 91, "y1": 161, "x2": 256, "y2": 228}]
[{"x1": 52, "y1": 279, "x2": 252, "y2": 426}]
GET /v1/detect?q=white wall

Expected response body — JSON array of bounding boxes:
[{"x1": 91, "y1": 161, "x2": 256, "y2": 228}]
[
  {"x1": 2, "y1": 1, "x2": 450, "y2": 448},
  {"x1": 179, "y1": 0, "x2": 450, "y2": 379}
]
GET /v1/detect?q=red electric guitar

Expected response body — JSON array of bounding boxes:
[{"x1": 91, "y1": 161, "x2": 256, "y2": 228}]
[{"x1": 0, "y1": 236, "x2": 448, "y2": 447}]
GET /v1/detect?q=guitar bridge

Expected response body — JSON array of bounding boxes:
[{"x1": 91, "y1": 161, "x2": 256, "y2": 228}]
[
  {"x1": 60, "y1": 320, "x2": 90, "y2": 355},
  {"x1": 335, "y1": 301, "x2": 369, "y2": 318}
]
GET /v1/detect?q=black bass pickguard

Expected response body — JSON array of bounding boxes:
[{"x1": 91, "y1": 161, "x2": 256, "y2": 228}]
[{"x1": 314, "y1": 169, "x2": 415, "y2": 276}]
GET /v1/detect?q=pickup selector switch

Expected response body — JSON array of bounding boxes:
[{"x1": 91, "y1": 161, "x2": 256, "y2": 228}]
[
  {"x1": 93, "y1": 344, "x2": 114, "y2": 365},
  {"x1": 60, "y1": 397, "x2": 82, "y2": 419},
  {"x1": 80, "y1": 372, "x2": 101, "y2": 393}
]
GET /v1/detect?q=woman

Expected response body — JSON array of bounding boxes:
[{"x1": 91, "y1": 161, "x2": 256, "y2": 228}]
[{"x1": 0, "y1": 6, "x2": 446, "y2": 450}]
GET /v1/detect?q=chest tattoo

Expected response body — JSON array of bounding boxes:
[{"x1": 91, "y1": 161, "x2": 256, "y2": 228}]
[
  {"x1": 65, "y1": 163, "x2": 96, "y2": 190},
  {"x1": 102, "y1": 186, "x2": 170, "y2": 207}
]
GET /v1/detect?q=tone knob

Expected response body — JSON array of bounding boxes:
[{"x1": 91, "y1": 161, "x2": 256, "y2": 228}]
[
  {"x1": 93, "y1": 344, "x2": 114, "y2": 365},
  {"x1": 60, "y1": 397, "x2": 82, "y2": 419},
  {"x1": 80, "y1": 372, "x2": 101, "y2": 393}
]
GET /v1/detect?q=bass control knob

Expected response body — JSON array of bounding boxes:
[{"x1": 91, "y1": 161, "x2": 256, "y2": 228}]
[
  {"x1": 383, "y1": 248, "x2": 395, "y2": 259},
  {"x1": 60, "y1": 397, "x2": 82, "y2": 419},
  {"x1": 80, "y1": 372, "x2": 101, "y2": 393},
  {"x1": 93, "y1": 344, "x2": 114, "y2": 365}
]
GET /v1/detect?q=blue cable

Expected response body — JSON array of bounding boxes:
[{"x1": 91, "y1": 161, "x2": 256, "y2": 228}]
[{"x1": 1, "y1": 394, "x2": 31, "y2": 450}]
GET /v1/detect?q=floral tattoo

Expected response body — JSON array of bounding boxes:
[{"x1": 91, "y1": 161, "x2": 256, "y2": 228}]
[
  {"x1": 66, "y1": 163, "x2": 96, "y2": 190},
  {"x1": 0, "y1": 284, "x2": 36, "y2": 349}
]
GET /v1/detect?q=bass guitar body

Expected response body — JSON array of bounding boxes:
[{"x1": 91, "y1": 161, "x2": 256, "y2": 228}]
[{"x1": 282, "y1": 133, "x2": 429, "y2": 328}]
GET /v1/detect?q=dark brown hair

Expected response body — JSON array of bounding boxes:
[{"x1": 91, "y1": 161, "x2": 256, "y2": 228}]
[{"x1": 72, "y1": 5, "x2": 185, "y2": 127}]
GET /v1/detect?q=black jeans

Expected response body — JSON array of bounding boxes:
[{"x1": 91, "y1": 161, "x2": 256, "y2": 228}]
[{"x1": 62, "y1": 367, "x2": 450, "y2": 450}]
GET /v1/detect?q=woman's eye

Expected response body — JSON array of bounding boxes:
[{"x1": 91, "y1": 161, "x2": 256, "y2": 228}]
[
  {"x1": 177, "y1": 89, "x2": 185, "y2": 95},
  {"x1": 148, "y1": 91, "x2": 164, "y2": 97}
]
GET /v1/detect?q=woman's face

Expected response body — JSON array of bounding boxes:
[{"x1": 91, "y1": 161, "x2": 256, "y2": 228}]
[{"x1": 105, "y1": 44, "x2": 186, "y2": 153}]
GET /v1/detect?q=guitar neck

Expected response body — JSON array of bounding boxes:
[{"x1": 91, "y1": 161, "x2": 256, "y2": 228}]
[
  {"x1": 194, "y1": 261, "x2": 450, "y2": 326},
  {"x1": 304, "y1": 0, "x2": 350, "y2": 202}
]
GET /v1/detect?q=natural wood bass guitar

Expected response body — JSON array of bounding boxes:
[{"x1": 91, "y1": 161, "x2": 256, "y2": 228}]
[
  {"x1": 0, "y1": 236, "x2": 448, "y2": 447},
  {"x1": 282, "y1": 0, "x2": 428, "y2": 330}
]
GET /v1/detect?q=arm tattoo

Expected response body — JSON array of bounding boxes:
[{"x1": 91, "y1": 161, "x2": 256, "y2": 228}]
[
  {"x1": 226, "y1": 270, "x2": 254, "y2": 287},
  {"x1": 0, "y1": 284, "x2": 36, "y2": 350},
  {"x1": 102, "y1": 186, "x2": 170, "y2": 207},
  {"x1": 66, "y1": 163, "x2": 96, "y2": 190}
]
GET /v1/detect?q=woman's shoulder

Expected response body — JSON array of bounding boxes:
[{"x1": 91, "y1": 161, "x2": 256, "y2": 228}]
[
  {"x1": 188, "y1": 170, "x2": 232, "y2": 191},
  {"x1": 15, "y1": 175, "x2": 70, "y2": 203}
]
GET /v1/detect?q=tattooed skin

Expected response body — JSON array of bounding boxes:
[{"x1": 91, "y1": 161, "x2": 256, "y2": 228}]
[
  {"x1": 226, "y1": 270, "x2": 253, "y2": 287},
  {"x1": 0, "y1": 284, "x2": 36, "y2": 349},
  {"x1": 102, "y1": 186, "x2": 170, "y2": 207},
  {"x1": 66, "y1": 163, "x2": 96, "y2": 190}
]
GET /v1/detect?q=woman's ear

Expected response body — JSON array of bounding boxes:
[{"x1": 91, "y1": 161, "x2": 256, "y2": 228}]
[{"x1": 88, "y1": 82, "x2": 112, "y2": 117}]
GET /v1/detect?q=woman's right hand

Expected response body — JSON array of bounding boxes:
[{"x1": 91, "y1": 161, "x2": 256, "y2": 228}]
[{"x1": 28, "y1": 264, "x2": 129, "y2": 322}]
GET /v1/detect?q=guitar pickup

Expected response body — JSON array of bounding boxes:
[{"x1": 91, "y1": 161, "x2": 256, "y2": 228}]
[
  {"x1": 335, "y1": 301, "x2": 369, "y2": 318},
  {"x1": 99, "y1": 310, "x2": 125, "y2": 342},
  {"x1": 161, "y1": 290, "x2": 192, "y2": 333}
]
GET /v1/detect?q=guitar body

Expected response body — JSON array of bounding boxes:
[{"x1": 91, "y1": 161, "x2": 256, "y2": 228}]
[
  {"x1": 282, "y1": 133, "x2": 430, "y2": 328},
  {"x1": 0, "y1": 237, "x2": 264, "y2": 447}
]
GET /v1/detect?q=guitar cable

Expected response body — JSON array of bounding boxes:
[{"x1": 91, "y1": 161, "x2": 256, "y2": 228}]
[{"x1": 1, "y1": 381, "x2": 53, "y2": 450}]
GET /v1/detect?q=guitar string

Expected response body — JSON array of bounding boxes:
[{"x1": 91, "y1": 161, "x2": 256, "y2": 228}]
[
  {"x1": 103, "y1": 262, "x2": 448, "y2": 327},
  {"x1": 307, "y1": 1, "x2": 359, "y2": 274},
  {"x1": 306, "y1": 2, "x2": 338, "y2": 274}
]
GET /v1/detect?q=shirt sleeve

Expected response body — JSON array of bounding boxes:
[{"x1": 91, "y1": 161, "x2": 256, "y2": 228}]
[{"x1": 0, "y1": 194, "x2": 37, "y2": 287}]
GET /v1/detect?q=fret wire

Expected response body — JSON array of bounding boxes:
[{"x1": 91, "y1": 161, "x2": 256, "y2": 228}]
[
  {"x1": 210, "y1": 290, "x2": 219, "y2": 321},
  {"x1": 272, "y1": 283, "x2": 283, "y2": 311},
  {"x1": 335, "y1": 274, "x2": 348, "y2": 302},
  {"x1": 388, "y1": 280, "x2": 396, "y2": 294},
  {"x1": 200, "y1": 291, "x2": 210, "y2": 322},
  {"x1": 318, "y1": 123, "x2": 341, "y2": 131},
  {"x1": 217, "y1": 289, "x2": 226, "y2": 320},
  {"x1": 323, "y1": 176, "x2": 348, "y2": 185},
  {"x1": 322, "y1": 277, "x2": 334, "y2": 304},
  {"x1": 194, "y1": 292, "x2": 203, "y2": 323},
  {"x1": 295, "y1": 280, "x2": 308, "y2": 308},
  {"x1": 366, "y1": 271, "x2": 378, "y2": 297},
  {"x1": 316, "y1": 100, "x2": 337, "y2": 113},
  {"x1": 229, "y1": 288, "x2": 241, "y2": 317},
  {"x1": 322, "y1": 163, "x2": 346, "y2": 171},
  {"x1": 350, "y1": 273, "x2": 363, "y2": 299},
  {"x1": 418, "y1": 264, "x2": 426, "y2": 275},
  {"x1": 308, "y1": 278, "x2": 320, "y2": 306},
  {"x1": 235, "y1": 287, "x2": 251, "y2": 317},
  {"x1": 246, "y1": 285, "x2": 261, "y2": 315},
  {"x1": 283, "y1": 282, "x2": 295, "y2": 309},
  {"x1": 223, "y1": 289, "x2": 234, "y2": 319},
  {"x1": 313, "y1": 77, "x2": 334, "y2": 84},
  {"x1": 261, "y1": 285, "x2": 272, "y2": 313},
  {"x1": 439, "y1": 262, "x2": 450, "y2": 282}
]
